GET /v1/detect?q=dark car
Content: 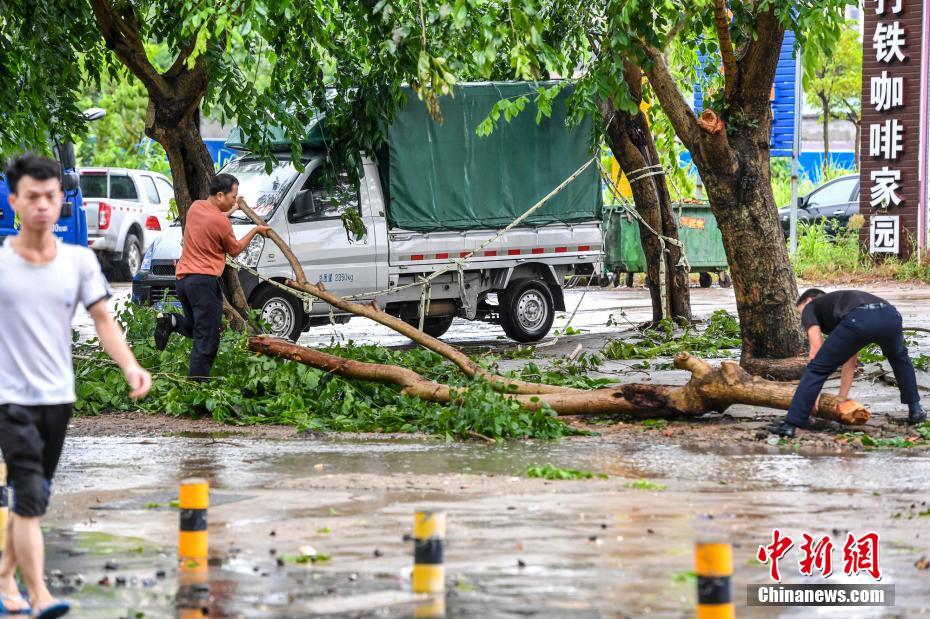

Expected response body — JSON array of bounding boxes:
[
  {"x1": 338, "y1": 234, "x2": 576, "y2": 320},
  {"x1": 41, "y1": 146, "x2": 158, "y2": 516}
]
[{"x1": 779, "y1": 174, "x2": 860, "y2": 237}]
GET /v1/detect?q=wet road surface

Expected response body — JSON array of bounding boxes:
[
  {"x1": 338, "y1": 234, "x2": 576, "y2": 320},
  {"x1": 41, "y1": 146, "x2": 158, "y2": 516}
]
[
  {"x1": 43, "y1": 434, "x2": 930, "y2": 618},
  {"x1": 57, "y1": 282, "x2": 930, "y2": 616}
]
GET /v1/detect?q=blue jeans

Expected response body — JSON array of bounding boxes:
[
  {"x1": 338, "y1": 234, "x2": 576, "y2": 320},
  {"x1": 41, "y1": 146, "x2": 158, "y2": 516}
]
[{"x1": 786, "y1": 306, "x2": 921, "y2": 427}]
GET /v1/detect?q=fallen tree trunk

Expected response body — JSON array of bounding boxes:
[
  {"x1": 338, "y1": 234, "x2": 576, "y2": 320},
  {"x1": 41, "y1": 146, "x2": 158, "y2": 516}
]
[
  {"x1": 249, "y1": 336, "x2": 869, "y2": 425},
  {"x1": 235, "y1": 198, "x2": 573, "y2": 396}
]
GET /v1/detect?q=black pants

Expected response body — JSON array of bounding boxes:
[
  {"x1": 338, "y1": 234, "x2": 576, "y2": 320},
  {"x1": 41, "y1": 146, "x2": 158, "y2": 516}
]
[
  {"x1": 176, "y1": 275, "x2": 224, "y2": 379},
  {"x1": 0, "y1": 403, "x2": 72, "y2": 517},
  {"x1": 786, "y1": 305, "x2": 921, "y2": 426}
]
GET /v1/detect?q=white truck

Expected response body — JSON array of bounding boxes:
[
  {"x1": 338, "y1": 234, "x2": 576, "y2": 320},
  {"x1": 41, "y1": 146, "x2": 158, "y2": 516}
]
[
  {"x1": 79, "y1": 167, "x2": 175, "y2": 279},
  {"x1": 133, "y1": 82, "x2": 604, "y2": 342}
]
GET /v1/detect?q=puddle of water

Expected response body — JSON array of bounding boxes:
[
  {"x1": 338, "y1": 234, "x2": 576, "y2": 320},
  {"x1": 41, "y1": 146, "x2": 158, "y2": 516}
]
[{"x1": 57, "y1": 436, "x2": 930, "y2": 495}]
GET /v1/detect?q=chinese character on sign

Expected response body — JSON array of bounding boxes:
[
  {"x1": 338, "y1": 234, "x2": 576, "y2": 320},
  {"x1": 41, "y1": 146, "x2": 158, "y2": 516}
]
[
  {"x1": 799, "y1": 534, "x2": 834, "y2": 577},
  {"x1": 757, "y1": 529, "x2": 794, "y2": 582},
  {"x1": 842, "y1": 532, "x2": 882, "y2": 579},
  {"x1": 870, "y1": 216, "x2": 900, "y2": 253},
  {"x1": 870, "y1": 167, "x2": 903, "y2": 208},
  {"x1": 871, "y1": 71, "x2": 904, "y2": 112},
  {"x1": 875, "y1": 0, "x2": 903, "y2": 14},
  {"x1": 870, "y1": 119, "x2": 904, "y2": 159},
  {"x1": 875, "y1": 0, "x2": 904, "y2": 14},
  {"x1": 874, "y1": 21, "x2": 908, "y2": 63}
]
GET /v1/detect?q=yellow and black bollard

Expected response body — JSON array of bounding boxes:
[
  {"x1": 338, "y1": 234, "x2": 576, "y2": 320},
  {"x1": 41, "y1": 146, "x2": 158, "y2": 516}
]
[
  {"x1": 177, "y1": 559, "x2": 210, "y2": 619},
  {"x1": 412, "y1": 511, "x2": 445, "y2": 594},
  {"x1": 178, "y1": 478, "x2": 209, "y2": 562},
  {"x1": 695, "y1": 541, "x2": 734, "y2": 619},
  {"x1": 178, "y1": 479, "x2": 210, "y2": 618}
]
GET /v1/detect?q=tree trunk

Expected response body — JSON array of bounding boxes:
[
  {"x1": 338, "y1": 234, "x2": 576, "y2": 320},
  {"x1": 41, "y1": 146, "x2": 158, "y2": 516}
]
[
  {"x1": 250, "y1": 337, "x2": 869, "y2": 425},
  {"x1": 692, "y1": 115, "x2": 806, "y2": 363},
  {"x1": 639, "y1": 9, "x2": 807, "y2": 367},
  {"x1": 145, "y1": 107, "x2": 214, "y2": 221},
  {"x1": 89, "y1": 0, "x2": 255, "y2": 330},
  {"x1": 599, "y1": 67, "x2": 691, "y2": 324}
]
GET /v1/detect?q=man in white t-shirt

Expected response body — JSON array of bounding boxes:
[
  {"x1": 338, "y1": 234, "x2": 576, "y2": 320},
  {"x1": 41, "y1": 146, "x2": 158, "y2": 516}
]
[{"x1": 0, "y1": 155, "x2": 152, "y2": 618}]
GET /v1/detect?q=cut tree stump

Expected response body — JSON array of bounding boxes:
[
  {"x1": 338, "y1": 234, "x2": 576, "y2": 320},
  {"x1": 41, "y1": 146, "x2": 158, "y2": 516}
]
[{"x1": 249, "y1": 336, "x2": 869, "y2": 425}]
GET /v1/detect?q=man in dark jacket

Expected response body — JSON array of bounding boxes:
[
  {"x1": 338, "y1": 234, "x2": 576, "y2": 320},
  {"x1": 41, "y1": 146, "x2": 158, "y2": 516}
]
[{"x1": 770, "y1": 289, "x2": 925, "y2": 437}]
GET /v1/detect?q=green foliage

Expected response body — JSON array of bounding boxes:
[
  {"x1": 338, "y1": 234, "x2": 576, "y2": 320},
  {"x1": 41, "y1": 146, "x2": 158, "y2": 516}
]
[
  {"x1": 73, "y1": 302, "x2": 578, "y2": 441},
  {"x1": 625, "y1": 479, "x2": 667, "y2": 491},
  {"x1": 839, "y1": 432, "x2": 924, "y2": 449},
  {"x1": 888, "y1": 253, "x2": 930, "y2": 284},
  {"x1": 803, "y1": 20, "x2": 862, "y2": 142},
  {"x1": 770, "y1": 158, "x2": 814, "y2": 208},
  {"x1": 0, "y1": 1, "x2": 104, "y2": 155},
  {"x1": 505, "y1": 353, "x2": 615, "y2": 390},
  {"x1": 672, "y1": 570, "x2": 697, "y2": 583},
  {"x1": 791, "y1": 220, "x2": 867, "y2": 279},
  {"x1": 602, "y1": 310, "x2": 741, "y2": 361},
  {"x1": 642, "y1": 418, "x2": 668, "y2": 430},
  {"x1": 75, "y1": 68, "x2": 171, "y2": 175},
  {"x1": 524, "y1": 464, "x2": 607, "y2": 480}
]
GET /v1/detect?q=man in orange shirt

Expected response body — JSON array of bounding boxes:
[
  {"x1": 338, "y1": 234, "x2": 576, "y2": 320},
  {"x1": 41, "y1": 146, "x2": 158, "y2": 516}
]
[{"x1": 154, "y1": 173, "x2": 269, "y2": 379}]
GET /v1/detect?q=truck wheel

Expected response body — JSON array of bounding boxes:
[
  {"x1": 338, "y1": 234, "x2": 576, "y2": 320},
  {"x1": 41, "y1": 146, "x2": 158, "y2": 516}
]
[
  {"x1": 699, "y1": 272, "x2": 713, "y2": 288},
  {"x1": 718, "y1": 271, "x2": 733, "y2": 288},
  {"x1": 405, "y1": 315, "x2": 455, "y2": 339},
  {"x1": 115, "y1": 233, "x2": 142, "y2": 281},
  {"x1": 499, "y1": 279, "x2": 555, "y2": 343},
  {"x1": 252, "y1": 285, "x2": 305, "y2": 342}
]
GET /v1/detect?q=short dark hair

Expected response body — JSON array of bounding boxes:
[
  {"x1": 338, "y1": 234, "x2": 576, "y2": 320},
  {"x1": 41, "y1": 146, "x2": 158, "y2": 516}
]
[
  {"x1": 797, "y1": 288, "x2": 826, "y2": 305},
  {"x1": 5, "y1": 154, "x2": 61, "y2": 194},
  {"x1": 209, "y1": 173, "x2": 238, "y2": 196}
]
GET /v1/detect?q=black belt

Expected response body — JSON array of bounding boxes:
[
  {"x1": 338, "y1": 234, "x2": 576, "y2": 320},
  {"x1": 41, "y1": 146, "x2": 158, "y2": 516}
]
[{"x1": 859, "y1": 302, "x2": 889, "y2": 310}]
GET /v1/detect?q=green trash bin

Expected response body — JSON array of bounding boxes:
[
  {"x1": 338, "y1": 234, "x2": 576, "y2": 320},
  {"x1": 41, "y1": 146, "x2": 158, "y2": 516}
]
[{"x1": 602, "y1": 202, "x2": 731, "y2": 288}]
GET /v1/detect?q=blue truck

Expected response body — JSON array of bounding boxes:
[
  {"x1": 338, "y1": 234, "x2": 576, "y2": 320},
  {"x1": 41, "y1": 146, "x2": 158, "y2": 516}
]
[{"x1": 0, "y1": 142, "x2": 88, "y2": 246}]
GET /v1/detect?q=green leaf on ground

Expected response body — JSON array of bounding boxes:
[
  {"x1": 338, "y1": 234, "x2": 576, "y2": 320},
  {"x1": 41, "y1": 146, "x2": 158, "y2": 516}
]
[{"x1": 524, "y1": 464, "x2": 608, "y2": 480}]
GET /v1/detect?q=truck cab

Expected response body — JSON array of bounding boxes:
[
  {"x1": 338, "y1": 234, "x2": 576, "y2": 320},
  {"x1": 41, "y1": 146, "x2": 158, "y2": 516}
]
[{"x1": 0, "y1": 142, "x2": 87, "y2": 247}]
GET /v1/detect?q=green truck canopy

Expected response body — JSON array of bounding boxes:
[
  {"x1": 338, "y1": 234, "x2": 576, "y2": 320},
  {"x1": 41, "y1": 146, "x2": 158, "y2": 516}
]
[
  {"x1": 224, "y1": 82, "x2": 601, "y2": 232},
  {"x1": 382, "y1": 82, "x2": 601, "y2": 231}
]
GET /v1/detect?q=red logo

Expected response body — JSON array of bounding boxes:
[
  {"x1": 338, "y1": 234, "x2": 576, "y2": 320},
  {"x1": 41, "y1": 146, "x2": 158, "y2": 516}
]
[
  {"x1": 799, "y1": 534, "x2": 834, "y2": 578},
  {"x1": 843, "y1": 532, "x2": 882, "y2": 580},
  {"x1": 758, "y1": 530, "x2": 882, "y2": 582},
  {"x1": 757, "y1": 529, "x2": 795, "y2": 582}
]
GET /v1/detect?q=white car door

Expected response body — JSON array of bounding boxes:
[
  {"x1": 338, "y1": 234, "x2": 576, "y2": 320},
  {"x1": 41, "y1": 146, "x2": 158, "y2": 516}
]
[{"x1": 284, "y1": 169, "x2": 380, "y2": 309}]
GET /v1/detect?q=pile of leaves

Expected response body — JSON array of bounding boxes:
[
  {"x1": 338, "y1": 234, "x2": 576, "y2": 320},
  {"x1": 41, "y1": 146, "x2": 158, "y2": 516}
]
[
  {"x1": 839, "y1": 422, "x2": 930, "y2": 449},
  {"x1": 601, "y1": 310, "x2": 742, "y2": 361},
  {"x1": 73, "y1": 303, "x2": 580, "y2": 441},
  {"x1": 523, "y1": 464, "x2": 607, "y2": 480}
]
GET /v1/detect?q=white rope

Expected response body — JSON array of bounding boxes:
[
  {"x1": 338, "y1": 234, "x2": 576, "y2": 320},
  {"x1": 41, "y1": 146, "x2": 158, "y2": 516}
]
[
  {"x1": 596, "y1": 159, "x2": 693, "y2": 320},
  {"x1": 226, "y1": 157, "x2": 599, "y2": 332}
]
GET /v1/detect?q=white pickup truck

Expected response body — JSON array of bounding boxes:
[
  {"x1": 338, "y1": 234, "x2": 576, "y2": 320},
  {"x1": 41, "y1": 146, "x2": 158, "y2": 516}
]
[
  {"x1": 133, "y1": 153, "x2": 602, "y2": 342},
  {"x1": 133, "y1": 81, "x2": 603, "y2": 342},
  {"x1": 79, "y1": 167, "x2": 174, "y2": 279}
]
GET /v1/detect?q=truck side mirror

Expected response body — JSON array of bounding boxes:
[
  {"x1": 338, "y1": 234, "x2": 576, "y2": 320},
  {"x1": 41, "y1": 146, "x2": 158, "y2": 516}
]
[
  {"x1": 62, "y1": 171, "x2": 80, "y2": 192},
  {"x1": 292, "y1": 189, "x2": 315, "y2": 220},
  {"x1": 56, "y1": 142, "x2": 77, "y2": 169},
  {"x1": 796, "y1": 196, "x2": 806, "y2": 210}
]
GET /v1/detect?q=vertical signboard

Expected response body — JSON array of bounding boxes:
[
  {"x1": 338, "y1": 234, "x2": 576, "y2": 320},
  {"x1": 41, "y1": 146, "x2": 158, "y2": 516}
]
[{"x1": 861, "y1": 0, "x2": 926, "y2": 257}]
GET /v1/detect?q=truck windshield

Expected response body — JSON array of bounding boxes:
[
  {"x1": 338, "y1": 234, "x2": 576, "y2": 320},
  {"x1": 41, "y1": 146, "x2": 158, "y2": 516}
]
[{"x1": 223, "y1": 158, "x2": 299, "y2": 221}]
